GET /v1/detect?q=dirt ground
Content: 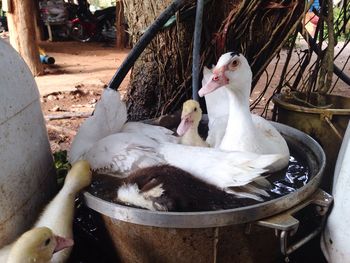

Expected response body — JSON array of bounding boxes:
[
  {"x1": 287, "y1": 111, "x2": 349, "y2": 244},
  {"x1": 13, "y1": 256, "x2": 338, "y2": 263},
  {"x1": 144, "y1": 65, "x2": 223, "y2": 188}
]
[
  {"x1": 33, "y1": 39, "x2": 350, "y2": 153},
  {"x1": 35, "y1": 41, "x2": 130, "y2": 152}
]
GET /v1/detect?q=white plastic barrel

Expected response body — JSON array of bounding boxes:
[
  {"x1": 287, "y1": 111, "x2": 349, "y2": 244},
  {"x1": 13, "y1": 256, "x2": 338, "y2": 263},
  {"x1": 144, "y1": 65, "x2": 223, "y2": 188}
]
[
  {"x1": 321, "y1": 120, "x2": 350, "y2": 262},
  {"x1": 0, "y1": 39, "x2": 56, "y2": 247}
]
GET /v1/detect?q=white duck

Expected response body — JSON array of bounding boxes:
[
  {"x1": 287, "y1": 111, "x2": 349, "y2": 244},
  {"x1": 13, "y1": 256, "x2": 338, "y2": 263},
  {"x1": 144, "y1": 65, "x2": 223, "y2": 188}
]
[
  {"x1": 201, "y1": 66, "x2": 229, "y2": 148},
  {"x1": 177, "y1": 99, "x2": 208, "y2": 147},
  {"x1": 118, "y1": 99, "x2": 270, "y2": 207},
  {"x1": 199, "y1": 52, "x2": 290, "y2": 171},
  {"x1": 69, "y1": 88, "x2": 284, "y2": 193},
  {"x1": 34, "y1": 160, "x2": 92, "y2": 263},
  {"x1": 176, "y1": 99, "x2": 270, "y2": 200},
  {"x1": 2, "y1": 227, "x2": 73, "y2": 263}
]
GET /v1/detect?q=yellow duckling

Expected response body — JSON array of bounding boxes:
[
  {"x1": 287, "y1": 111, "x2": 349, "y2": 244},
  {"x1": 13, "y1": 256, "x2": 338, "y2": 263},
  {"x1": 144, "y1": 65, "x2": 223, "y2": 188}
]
[
  {"x1": 34, "y1": 160, "x2": 92, "y2": 263},
  {"x1": 5, "y1": 227, "x2": 73, "y2": 263},
  {"x1": 177, "y1": 100, "x2": 208, "y2": 147},
  {"x1": 0, "y1": 160, "x2": 91, "y2": 262}
]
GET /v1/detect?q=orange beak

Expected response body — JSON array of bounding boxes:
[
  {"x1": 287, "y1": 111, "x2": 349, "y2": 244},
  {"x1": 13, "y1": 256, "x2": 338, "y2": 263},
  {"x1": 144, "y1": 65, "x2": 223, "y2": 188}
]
[
  {"x1": 198, "y1": 66, "x2": 229, "y2": 97},
  {"x1": 54, "y1": 235, "x2": 74, "y2": 253},
  {"x1": 177, "y1": 113, "x2": 193, "y2": 136}
]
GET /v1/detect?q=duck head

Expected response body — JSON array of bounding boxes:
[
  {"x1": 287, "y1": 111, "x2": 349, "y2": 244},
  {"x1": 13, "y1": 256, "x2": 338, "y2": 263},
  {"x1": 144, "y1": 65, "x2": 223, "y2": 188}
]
[
  {"x1": 7, "y1": 227, "x2": 74, "y2": 263},
  {"x1": 198, "y1": 52, "x2": 252, "y2": 97},
  {"x1": 64, "y1": 160, "x2": 92, "y2": 194},
  {"x1": 177, "y1": 100, "x2": 202, "y2": 136}
]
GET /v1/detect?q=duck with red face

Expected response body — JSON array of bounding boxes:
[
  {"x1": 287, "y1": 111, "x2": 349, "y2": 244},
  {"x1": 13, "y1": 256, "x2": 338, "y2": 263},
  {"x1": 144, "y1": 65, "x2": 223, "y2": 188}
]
[{"x1": 199, "y1": 52, "x2": 289, "y2": 172}]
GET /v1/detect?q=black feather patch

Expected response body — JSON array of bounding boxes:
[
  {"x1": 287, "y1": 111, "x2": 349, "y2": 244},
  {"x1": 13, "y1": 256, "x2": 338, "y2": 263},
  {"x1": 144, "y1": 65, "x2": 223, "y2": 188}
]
[
  {"x1": 230, "y1": 51, "x2": 240, "y2": 57},
  {"x1": 122, "y1": 164, "x2": 254, "y2": 212}
]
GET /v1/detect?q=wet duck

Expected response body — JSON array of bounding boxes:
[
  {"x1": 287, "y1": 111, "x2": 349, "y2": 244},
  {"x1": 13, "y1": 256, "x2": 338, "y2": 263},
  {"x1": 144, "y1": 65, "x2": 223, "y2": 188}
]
[
  {"x1": 177, "y1": 99, "x2": 208, "y2": 147},
  {"x1": 199, "y1": 52, "x2": 290, "y2": 171},
  {"x1": 2, "y1": 227, "x2": 73, "y2": 263},
  {"x1": 117, "y1": 164, "x2": 256, "y2": 211},
  {"x1": 34, "y1": 160, "x2": 92, "y2": 263},
  {"x1": 69, "y1": 88, "x2": 284, "y2": 196},
  {"x1": 0, "y1": 161, "x2": 91, "y2": 263}
]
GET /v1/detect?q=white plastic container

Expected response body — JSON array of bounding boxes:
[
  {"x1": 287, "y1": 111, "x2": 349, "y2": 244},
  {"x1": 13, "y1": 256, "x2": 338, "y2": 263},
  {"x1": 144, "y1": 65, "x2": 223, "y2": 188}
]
[
  {"x1": 0, "y1": 39, "x2": 56, "y2": 247},
  {"x1": 321, "y1": 120, "x2": 350, "y2": 262}
]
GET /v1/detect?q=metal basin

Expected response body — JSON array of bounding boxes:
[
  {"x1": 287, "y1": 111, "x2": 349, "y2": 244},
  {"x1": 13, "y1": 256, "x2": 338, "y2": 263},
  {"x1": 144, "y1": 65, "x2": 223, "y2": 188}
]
[{"x1": 83, "y1": 123, "x2": 326, "y2": 262}]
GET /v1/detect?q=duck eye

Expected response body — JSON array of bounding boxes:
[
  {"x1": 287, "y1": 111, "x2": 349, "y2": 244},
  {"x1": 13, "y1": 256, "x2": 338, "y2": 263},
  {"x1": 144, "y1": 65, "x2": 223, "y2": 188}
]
[
  {"x1": 231, "y1": 60, "x2": 238, "y2": 67},
  {"x1": 44, "y1": 238, "x2": 51, "y2": 246},
  {"x1": 194, "y1": 107, "x2": 197, "y2": 112}
]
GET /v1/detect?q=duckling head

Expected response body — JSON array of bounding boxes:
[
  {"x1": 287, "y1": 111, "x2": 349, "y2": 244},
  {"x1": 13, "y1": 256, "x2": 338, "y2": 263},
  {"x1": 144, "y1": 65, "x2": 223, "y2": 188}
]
[
  {"x1": 63, "y1": 160, "x2": 92, "y2": 194},
  {"x1": 177, "y1": 100, "x2": 202, "y2": 136},
  {"x1": 7, "y1": 227, "x2": 74, "y2": 263},
  {"x1": 198, "y1": 52, "x2": 252, "y2": 97}
]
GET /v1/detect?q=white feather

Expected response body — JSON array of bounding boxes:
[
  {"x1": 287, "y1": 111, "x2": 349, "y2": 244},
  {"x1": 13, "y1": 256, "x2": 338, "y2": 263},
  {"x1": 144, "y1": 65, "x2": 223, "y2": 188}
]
[
  {"x1": 201, "y1": 53, "x2": 290, "y2": 171},
  {"x1": 0, "y1": 245, "x2": 11, "y2": 263},
  {"x1": 70, "y1": 88, "x2": 284, "y2": 193},
  {"x1": 202, "y1": 66, "x2": 229, "y2": 147},
  {"x1": 122, "y1": 122, "x2": 178, "y2": 144},
  {"x1": 69, "y1": 89, "x2": 127, "y2": 163},
  {"x1": 117, "y1": 183, "x2": 164, "y2": 211},
  {"x1": 158, "y1": 143, "x2": 282, "y2": 188}
]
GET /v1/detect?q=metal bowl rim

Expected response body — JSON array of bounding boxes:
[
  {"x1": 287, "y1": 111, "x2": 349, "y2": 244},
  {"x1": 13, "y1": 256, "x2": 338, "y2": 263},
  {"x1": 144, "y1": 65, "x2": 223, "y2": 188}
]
[{"x1": 83, "y1": 122, "x2": 326, "y2": 228}]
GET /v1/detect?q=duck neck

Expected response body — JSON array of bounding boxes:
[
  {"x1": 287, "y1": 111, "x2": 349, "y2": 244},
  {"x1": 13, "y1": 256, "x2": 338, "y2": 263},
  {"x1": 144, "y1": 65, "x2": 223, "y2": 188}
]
[
  {"x1": 34, "y1": 186, "x2": 76, "y2": 238},
  {"x1": 181, "y1": 124, "x2": 200, "y2": 143},
  {"x1": 225, "y1": 84, "x2": 255, "y2": 137}
]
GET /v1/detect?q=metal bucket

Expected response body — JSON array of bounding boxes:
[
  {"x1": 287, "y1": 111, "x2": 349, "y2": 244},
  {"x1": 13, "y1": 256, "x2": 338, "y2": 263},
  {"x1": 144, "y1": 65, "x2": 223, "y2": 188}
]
[
  {"x1": 273, "y1": 92, "x2": 350, "y2": 191},
  {"x1": 84, "y1": 123, "x2": 329, "y2": 262}
]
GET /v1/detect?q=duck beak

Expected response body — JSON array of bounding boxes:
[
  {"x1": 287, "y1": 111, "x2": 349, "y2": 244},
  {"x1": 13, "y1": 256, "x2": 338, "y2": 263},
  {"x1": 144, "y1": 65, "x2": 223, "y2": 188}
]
[
  {"x1": 177, "y1": 113, "x2": 192, "y2": 136},
  {"x1": 198, "y1": 66, "x2": 229, "y2": 97},
  {"x1": 54, "y1": 235, "x2": 74, "y2": 253}
]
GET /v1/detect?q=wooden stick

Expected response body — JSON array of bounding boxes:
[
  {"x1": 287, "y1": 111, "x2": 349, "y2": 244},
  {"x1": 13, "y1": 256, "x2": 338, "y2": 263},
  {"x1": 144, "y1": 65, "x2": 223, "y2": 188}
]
[{"x1": 44, "y1": 112, "x2": 92, "y2": 121}]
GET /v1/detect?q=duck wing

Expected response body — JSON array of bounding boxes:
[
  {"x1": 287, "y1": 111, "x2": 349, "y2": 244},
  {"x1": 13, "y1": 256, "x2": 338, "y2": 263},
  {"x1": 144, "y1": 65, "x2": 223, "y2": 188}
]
[
  {"x1": 69, "y1": 88, "x2": 127, "y2": 163},
  {"x1": 122, "y1": 122, "x2": 179, "y2": 144},
  {"x1": 83, "y1": 128, "x2": 283, "y2": 189},
  {"x1": 83, "y1": 133, "x2": 165, "y2": 177},
  {"x1": 252, "y1": 115, "x2": 290, "y2": 171},
  {"x1": 158, "y1": 143, "x2": 283, "y2": 188},
  {"x1": 69, "y1": 88, "x2": 283, "y2": 199}
]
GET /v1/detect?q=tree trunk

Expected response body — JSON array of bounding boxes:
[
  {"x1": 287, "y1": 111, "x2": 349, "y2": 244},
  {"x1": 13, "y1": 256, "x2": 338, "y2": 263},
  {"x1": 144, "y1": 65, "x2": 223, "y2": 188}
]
[
  {"x1": 124, "y1": 0, "x2": 195, "y2": 120},
  {"x1": 124, "y1": 0, "x2": 306, "y2": 120},
  {"x1": 116, "y1": 0, "x2": 126, "y2": 48},
  {"x1": 33, "y1": 0, "x2": 45, "y2": 41},
  {"x1": 7, "y1": 0, "x2": 43, "y2": 76}
]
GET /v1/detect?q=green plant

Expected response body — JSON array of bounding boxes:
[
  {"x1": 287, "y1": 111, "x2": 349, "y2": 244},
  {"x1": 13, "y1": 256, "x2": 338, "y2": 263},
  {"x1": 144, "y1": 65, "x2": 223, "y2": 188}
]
[
  {"x1": 333, "y1": 6, "x2": 350, "y2": 41},
  {"x1": 53, "y1": 150, "x2": 71, "y2": 187}
]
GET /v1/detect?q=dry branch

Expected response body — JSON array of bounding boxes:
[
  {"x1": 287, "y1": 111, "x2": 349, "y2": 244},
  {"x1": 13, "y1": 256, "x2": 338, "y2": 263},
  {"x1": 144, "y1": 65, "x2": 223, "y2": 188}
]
[{"x1": 45, "y1": 112, "x2": 92, "y2": 121}]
